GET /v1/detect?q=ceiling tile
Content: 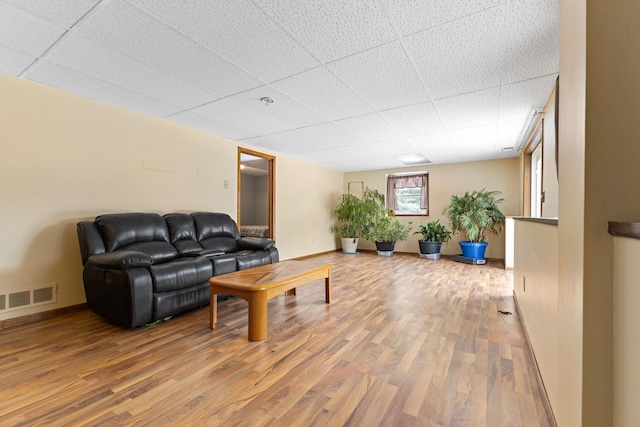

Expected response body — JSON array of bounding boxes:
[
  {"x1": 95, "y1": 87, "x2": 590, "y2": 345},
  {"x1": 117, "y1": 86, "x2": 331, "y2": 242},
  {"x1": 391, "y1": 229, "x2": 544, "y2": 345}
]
[
  {"x1": 0, "y1": 45, "x2": 36, "y2": 75},
  {"x1": 327, "y1": 41, "x2": 429, "y2": 110},
  {"x1": 502, "y1": 0, "x2": 559, "y2": 84},
  {"x1": 383, "y1": 0, "x2": 505, "y2": 36},
  {"x1": 3, "y1": 0, "x2": 100, "y2": 28},
  {"x1": 496, "y1": 117, "x2": 528, "y2": 151},
  {"x1": 435, "y1": 88, "x2": 500, "y2": 130},
  {"x1": 239, "y1": 135, "x2": 299, "y2": 154},
  {"x1": 499, "y1": 75, "x2": 557, "y2": 122},
  {"x1": 245, "y1": 129, "x2": 330, "y2": 153},
  {"x1": 76, "y1": 0, "x2": 262, "y2": 97},
  {"x1": 404, "y1": 6, "x2": 506, "y2": 99},
  {"x1": 253, "y1": 0, "x2": 396, "y2": 62},
  {"x1": 335, "y1": 113, "x2": 402, "y2": 143},
  {"x1": 23, "y1": 61, "x2": 182, "y2": 117},
  {"x1": 0, "y1": 2, "x2": 66, "y2": 56},
  {"x1": 292, "y1": 148, "x2": 357, "y2": 164},
  {"x1": 372, "y1": 138, "x2": 420, "y2": 156},
  {"x1": 298, "y1": 122, "x2": 363, "y2": 148},
  {"x1": 449, "y1": 125, "x2": 498, "y2": 162},
  {"x1": 192, "y1": 99, "x2": 293, "y2": 135},
  {"x1": 131, "y1": 0, "x2": 320, "y2": 82},
  {"x1": 226, "y1": 85, "x2": 328, "y2": 128},
  {"x1": 47, "y1": 35, "x2": 219, "y2": 109},
  {"x1": 380, "y1": 102, "x2": 447, "y2": 137},
  {"x1": 271, "y1": 66, "x2": 374, "y2": 120},
  {"x1": 407, "y1": 132, "x2": 460, "y2": 164},
  {"x1": 166, "y1": 111, "x2": 258, "y2": 140},
  {"x1": 338, "y1": 143, "x2": 389, "y2": 160}
]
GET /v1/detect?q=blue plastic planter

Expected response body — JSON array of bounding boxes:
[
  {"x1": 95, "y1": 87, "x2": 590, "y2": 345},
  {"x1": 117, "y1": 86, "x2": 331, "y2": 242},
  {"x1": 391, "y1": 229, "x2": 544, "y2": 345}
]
[{"x1": 459, "y1": 241, "x2": 488, "y2": 259}]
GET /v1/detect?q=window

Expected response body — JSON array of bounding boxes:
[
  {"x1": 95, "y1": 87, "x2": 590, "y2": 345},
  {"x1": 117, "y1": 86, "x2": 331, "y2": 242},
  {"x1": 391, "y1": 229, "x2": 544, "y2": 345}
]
[{"x1": 386, "y1": 173, "x2": 428, "y2": 216}]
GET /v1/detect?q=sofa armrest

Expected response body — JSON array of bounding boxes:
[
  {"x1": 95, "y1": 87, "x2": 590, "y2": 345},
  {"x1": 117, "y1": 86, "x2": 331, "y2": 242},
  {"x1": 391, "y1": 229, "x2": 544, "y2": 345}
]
[
  {"x1": 237, "y1": 237, "x2": 275, "y2": 251},
  {"x1": 87, "y1": 251, "x2": 153, "y2": 270}
]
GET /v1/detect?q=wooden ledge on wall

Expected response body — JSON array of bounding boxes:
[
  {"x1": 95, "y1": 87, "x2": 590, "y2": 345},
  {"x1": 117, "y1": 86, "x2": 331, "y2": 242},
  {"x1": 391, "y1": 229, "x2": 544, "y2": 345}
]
[{"x1": 608, "y1": 221, "x2": 640, "y2": 240}]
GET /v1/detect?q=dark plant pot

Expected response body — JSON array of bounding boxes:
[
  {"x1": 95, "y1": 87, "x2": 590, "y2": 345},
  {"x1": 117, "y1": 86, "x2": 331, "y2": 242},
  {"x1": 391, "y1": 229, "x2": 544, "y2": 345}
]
[
  {"x1": 375, "y1": 241, "x2": 395, "y2": 256},
  {"x1": 459, "y1": 241, "x2": 488, "y2": 259},
  {"x1": 418, "y1": 241, "x2": 442, "y2": 254}
]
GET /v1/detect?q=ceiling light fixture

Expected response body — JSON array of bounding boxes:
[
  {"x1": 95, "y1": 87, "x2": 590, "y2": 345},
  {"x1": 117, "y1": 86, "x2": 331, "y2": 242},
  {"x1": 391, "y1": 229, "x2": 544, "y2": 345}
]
[
  {"x1": 396, "y1": 154, "x2": 431, "y2": 165},
  {"x1": 260, "y1": 97, "x2": 274, "y2": 106}
]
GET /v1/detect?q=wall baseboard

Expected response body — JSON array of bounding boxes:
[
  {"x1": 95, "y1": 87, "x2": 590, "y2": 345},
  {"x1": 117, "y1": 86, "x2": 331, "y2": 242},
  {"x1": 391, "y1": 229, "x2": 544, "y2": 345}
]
[
  {"x1": 513, "y1": 291, "x2": 558, "y2": 427},
  {"x1": 0, "y1": 303, "x2": 87, "y2": 330}
]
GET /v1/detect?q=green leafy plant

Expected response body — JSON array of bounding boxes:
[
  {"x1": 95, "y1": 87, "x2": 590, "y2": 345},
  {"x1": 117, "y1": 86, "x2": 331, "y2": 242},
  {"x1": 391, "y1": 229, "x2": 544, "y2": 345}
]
[
  {"x1": 414, "y1": 219, "x2": 451, "y2": 243},
  {"x1": 330, "y1": 187, "x2": 385, "y2": 238},
  {"x1": 369, "y1": 215, "x2": 412, "y2": 243},
  {"x1": 443, "y1": 189, "x2": 505, "y2": 243}
]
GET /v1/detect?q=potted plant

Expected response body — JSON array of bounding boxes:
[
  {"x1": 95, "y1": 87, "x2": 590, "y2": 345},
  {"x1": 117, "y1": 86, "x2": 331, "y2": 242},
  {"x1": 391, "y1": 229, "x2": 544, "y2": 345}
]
[
  {"x1": 414, "y1": 219, "x2": 451, "y2": 260},
  {"x1": 331, "y1": 187, "x2": 385, "y2": 254},
  {"x1": 443, "y1": 189, "x2": 505, "y2": 259},
  {"x1": 368, "y1": 214, "x2": 412, "y2": 256}
]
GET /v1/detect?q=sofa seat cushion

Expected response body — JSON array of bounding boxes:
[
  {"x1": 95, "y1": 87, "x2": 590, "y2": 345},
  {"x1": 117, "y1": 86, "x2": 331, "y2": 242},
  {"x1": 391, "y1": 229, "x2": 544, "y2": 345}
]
[
  {"x1": 236, "y1": 250, "x2": 273, "y2": 270},
  {"x1": 122, "y1": 241, "x2": 178, "y2": 264},
  {"x1": 200, "y1": 236, "x2": 238, "y2": 253},
  {"x1": 210, "y1": 254, "x2": 238, "y2": 276},
  {"x1": 150, "y1": 257, "x2": 212, "y2": 293}
]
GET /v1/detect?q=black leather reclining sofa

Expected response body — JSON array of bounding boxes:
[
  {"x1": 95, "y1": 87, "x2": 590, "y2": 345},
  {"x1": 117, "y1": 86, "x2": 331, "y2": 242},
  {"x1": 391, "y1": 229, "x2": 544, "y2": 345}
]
[{"x1": 77, "y1": 212, "x2": 278, "y2": 327}]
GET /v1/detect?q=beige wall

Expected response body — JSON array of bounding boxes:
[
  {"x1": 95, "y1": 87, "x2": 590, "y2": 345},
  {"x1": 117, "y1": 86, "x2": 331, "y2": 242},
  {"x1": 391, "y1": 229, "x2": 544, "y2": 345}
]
[
  {"x1": 343, "y1": 158, "x2": 520, "y2": 259},
  {"x1": 557, "y1": 0, "x2": 587, "y2": 424},
  {"x1": 0, "y1": 73, "x2": 343, "y2": 321},
  {"x1": 513, "y1": 220, "x2": 559, "y2": 415},
  {"x1": 612, "y1": 236, "x2": 640, "y2": 427},
  {"x1": 554, "y1": 0, "x2": 640, "y2": 424}
]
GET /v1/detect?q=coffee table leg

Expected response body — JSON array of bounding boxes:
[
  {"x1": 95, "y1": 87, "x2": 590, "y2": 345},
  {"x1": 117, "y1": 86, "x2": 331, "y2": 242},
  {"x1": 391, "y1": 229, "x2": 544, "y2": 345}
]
[
  {"x1": 247, "y1": 291, "x2": 268, "y2": 341},
  {"x1": 210, "y1": 292, "x2": 217, "y2": 329},
  {"x1": 325, "y1": 269, "x2": 332, "y2": 303}
]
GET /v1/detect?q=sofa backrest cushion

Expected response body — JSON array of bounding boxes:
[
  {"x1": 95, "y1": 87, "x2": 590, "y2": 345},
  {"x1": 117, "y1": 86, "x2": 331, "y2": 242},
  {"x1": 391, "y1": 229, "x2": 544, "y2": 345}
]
[
  {"x1": 164, "y1": 213, "x2": 203, "y2": 255},
  {"x1": 191, "y1": 212, "x2": 241, "y2": 241},
  {"x1": 192, "y1": 212, "x2": 241, "y2": 254},
  {"x1": 96, "y1": 213, "x2": 176, "y2": 262}
]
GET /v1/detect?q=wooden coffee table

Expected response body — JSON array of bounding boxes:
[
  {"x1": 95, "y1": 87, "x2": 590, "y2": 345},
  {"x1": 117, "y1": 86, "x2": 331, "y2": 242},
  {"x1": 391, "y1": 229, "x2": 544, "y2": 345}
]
[{"x1": 209, "y1": 260, "x2": 332, "y2": 341}]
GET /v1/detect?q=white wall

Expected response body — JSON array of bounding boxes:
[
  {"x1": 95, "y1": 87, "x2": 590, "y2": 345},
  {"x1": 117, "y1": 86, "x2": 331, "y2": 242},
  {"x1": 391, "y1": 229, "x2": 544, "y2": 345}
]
[{"x1": 0, "y1": 73, "x2": 343, "y2": 321}]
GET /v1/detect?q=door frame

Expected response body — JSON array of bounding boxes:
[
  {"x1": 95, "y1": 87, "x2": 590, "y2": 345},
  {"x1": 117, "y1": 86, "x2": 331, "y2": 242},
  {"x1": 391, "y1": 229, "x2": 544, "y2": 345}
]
[{"x1": 237, "y1": 147, "x2": 275, "y2": 238}]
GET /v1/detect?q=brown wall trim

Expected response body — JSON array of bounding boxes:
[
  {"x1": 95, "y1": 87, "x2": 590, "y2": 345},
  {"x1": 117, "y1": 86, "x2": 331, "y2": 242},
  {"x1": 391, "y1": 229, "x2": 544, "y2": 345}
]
[
  {"x1": 513, "y1": 291, "x2": 558, "y2": 427},
  {"x1": 608, "y1": 222, "x2": 640, "y2": 240},
  {"x1": 514, "y1": 216, "x2": 558, "y2": 226},
  {"x1": 0, "y1": 304, "x2": 87, "y2": 330}
]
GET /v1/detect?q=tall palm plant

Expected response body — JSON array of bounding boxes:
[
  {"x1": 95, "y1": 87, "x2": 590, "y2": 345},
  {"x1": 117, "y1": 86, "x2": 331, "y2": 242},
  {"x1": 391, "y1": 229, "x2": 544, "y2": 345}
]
[{"x1": 443, "y1": 189, "x2": 505, "y2": 243}]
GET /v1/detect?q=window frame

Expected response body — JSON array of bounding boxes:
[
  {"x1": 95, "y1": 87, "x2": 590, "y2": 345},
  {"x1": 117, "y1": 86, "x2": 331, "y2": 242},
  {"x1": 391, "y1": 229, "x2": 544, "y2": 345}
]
[{"x1": 386, "y1": 172, "x2": 429, "y2": 217}]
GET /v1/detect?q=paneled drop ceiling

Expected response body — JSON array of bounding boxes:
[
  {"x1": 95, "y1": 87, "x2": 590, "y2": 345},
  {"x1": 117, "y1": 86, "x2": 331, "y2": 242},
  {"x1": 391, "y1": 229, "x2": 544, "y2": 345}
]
[{"x1": 0, "y1": 0, "x2": 559, "y2": 172}]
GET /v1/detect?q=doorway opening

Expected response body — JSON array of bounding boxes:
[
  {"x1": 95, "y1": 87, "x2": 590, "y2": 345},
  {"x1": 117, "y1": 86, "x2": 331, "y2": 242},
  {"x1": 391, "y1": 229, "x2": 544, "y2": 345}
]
[{"x1": 237, "y1": 148, "x2": 275, "y2": 239}]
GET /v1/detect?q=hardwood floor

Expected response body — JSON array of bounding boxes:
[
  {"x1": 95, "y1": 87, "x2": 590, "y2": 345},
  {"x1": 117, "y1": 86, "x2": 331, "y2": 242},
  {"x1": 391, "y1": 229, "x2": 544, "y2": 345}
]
[{"x1": 0, "y1": 252, "x2": 552, "y2": 426}]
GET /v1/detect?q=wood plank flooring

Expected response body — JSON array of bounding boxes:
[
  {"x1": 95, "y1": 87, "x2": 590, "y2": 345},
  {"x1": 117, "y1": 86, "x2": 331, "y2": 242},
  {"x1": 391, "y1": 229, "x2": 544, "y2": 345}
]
[{"x1": 0, "y1": 252, "x2": 552, "y2": 426}]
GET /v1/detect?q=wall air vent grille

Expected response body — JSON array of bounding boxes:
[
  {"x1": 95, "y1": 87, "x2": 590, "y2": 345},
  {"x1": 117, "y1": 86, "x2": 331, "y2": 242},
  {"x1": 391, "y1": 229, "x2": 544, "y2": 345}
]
[
  {"x1": 0, "y1": 285, "x2": 57, "y2": 312},
  {"x1": 33, "y1": 287, "x2": 53, "y2": 304},
  {"x1": 9, "y1": 291, "x2": 30, "y2": 308}
]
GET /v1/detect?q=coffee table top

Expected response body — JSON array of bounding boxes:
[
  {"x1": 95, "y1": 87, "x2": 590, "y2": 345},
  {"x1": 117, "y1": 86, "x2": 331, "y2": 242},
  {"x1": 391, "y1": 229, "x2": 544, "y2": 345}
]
[{"x1": 209, "y1": 259, "x2": 331, "y2": 292}]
